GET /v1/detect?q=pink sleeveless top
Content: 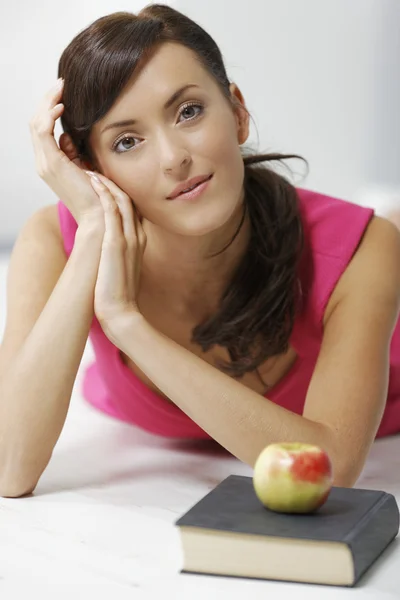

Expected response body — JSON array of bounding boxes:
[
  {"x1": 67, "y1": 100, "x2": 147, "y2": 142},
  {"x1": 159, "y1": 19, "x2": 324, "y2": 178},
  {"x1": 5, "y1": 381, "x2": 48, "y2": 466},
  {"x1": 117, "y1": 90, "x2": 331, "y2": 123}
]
[{"x1": 57, "y1": 188, "x2": 400, "y2": 439}]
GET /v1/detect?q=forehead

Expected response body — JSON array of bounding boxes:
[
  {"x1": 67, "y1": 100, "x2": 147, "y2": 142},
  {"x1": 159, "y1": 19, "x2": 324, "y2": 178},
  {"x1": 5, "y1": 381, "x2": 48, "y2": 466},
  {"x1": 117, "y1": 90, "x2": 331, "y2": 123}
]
[
  {"x1": 136, "y1": 42, "x2": 209, "y2": 88},
  {"x1": 104, "y1": 43, "x2": 211, "y2": 118}
]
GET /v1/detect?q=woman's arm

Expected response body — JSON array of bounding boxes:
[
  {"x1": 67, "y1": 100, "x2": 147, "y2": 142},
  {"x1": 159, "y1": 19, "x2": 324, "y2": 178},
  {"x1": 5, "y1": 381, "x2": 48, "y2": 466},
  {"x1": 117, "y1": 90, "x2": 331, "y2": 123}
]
[
  {"x1": 111, "y1": 215, "x2": 400, "y2": 487},
  {"x1": 302, "y1": 215, "x2": 400, "y2": 482},
  {"x1": 0, "y1": 208, "x2": 103, "y2": 497}
]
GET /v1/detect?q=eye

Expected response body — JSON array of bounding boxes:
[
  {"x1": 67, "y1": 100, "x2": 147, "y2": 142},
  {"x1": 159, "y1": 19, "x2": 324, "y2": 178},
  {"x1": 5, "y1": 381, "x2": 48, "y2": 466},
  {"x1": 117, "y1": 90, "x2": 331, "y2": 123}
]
[
  {"x1": 178, "y1": 102, "x2": 204, "y2": 122},
  {"x1": 112, "y1": 135, "x2": 140, "y2": 154}
]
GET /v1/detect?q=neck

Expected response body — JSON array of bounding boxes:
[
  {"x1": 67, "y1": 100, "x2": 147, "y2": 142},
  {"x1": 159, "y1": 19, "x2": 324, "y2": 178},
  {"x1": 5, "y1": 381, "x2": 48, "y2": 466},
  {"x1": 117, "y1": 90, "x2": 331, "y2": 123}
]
[{"x1": 141, "y1": 203, "x2": 251, "y2": 320}]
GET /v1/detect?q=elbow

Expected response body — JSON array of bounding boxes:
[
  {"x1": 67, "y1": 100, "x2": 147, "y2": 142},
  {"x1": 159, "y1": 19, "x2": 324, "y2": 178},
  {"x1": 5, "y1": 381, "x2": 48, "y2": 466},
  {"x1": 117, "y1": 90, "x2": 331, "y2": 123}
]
[
  {"x1": 0, "y1": 461, "x2": 40, "y2": 498},
  {"x1": 332, "y1": 468, "x2": 359, "y2": 488},
  {"x1": 317, "y1": 425, "x2": 367, "y2": 488},
  {"x1": 0, "y1": 478, "x2": 37, "y2": 498},
  {"x1": 0, "y1": 451, "x2": 50, "y2": 498},
  {"x1": 330, "y1": 453, "x2": 366, "y2": 488}
]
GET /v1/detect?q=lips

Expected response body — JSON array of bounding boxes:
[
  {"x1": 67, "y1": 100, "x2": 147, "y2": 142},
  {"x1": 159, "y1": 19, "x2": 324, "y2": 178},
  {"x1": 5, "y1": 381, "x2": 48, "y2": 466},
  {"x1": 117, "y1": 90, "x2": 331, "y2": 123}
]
[{"x1": 167, "y1": 174, "x2": 212, "y2": 199}]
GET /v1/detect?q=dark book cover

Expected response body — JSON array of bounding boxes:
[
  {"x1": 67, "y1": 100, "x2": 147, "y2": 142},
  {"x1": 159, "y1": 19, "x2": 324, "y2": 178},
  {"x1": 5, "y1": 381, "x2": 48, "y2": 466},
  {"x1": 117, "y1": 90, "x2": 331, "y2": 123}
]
[{"x1": 176, "y1": 475, "x2": 399, "y2": 584}]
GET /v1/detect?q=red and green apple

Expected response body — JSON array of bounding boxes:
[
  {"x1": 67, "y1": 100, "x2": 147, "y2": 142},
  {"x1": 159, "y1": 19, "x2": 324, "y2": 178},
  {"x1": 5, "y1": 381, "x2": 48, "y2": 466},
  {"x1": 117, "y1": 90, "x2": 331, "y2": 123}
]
[{"x1": 253, "y1": 442, "x2": 333, "y2": 513}]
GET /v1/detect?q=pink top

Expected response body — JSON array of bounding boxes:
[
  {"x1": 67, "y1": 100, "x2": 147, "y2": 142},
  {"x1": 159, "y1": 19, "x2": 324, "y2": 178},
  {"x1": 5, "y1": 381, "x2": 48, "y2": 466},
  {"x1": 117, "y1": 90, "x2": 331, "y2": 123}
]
[{"x1": 57, "y1": 188, "x2": 400, "y2": 439}]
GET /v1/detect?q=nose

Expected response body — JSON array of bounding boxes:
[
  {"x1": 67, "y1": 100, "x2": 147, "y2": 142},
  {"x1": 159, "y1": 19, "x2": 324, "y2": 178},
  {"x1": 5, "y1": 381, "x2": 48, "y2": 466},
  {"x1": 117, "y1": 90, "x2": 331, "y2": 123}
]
[{"x1": 158, "y1": 131, "x2": 192, "y2": 175}]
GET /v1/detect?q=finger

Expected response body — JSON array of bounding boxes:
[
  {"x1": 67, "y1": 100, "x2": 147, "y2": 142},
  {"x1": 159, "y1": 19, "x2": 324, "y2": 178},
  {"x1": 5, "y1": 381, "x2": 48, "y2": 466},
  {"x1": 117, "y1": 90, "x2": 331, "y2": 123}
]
[
  {"x1": 86, "y1": 172, "x2": 141, "y2": 246},
  {"x1": 86, "y1": 172, "x2": 133, "y2": 206},
  {"x1": 31, "y1": 79, "x2": 64, "y2": 137},
  {"x1": 130, "y1": 202, "x2": 146, "y2": 257},
  {"x1": 91, "y1": 175, "x2": 129, "y2": 311},
  {"x1": 129, "y1": 204, "x2": 147, "y2": 294},
  {"x1": 38, "y1": 78, "x2": 64, "y2": 112},
  {"x1": 90, "y1": 176, "x2": 124, "y2": 241},
  {"x1": 89, "y1": 174, "x2": 139, "y2": 299},
  {"x1": 92, "y1": 174, "x2": 137, "y2": 238},
  {"x1": 87, "y1": 171, "x2": 144, "y2": 228},
  {"x1": 119, "y1": 201, "x2": 137, "y2": 300},
  {"x1": 30, "y1": 80, "x2": 66, "y2": 174}
]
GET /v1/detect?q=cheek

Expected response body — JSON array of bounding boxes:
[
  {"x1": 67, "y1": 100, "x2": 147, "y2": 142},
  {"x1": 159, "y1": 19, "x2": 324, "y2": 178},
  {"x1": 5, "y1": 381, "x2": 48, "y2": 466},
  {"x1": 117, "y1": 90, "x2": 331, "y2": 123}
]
[
  {"x1": 198, "y1": 113, "x2": 238, "y2": 159},
  {"x1": 204, "y1": 117, "x2": 244, "y2": 187},
  {"x1": 201, "y1": 112, "x2": 242, "y2": 169},
  {"x1": 105, "y1": 160, "x2": 155, "y2": 205}
]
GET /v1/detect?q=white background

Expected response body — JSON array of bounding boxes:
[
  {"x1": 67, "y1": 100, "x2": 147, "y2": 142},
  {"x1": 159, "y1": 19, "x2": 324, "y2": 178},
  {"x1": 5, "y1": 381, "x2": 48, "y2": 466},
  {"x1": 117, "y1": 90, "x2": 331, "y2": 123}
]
[
  {"x1": 0, "y1": 0, "x2": 399, "y2": 246},
  {"x1": 0, "y1": 4, "x2": 399, "y2": 595}
]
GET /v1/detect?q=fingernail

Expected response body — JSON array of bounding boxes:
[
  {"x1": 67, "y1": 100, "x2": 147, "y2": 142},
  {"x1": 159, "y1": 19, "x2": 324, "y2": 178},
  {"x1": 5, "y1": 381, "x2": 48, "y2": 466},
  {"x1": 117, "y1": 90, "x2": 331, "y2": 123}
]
[
  {"x1": 90, "y1": 174, "x2": 101, "y2": 184},
  {"x1": 56, "y1": 78, "x2": 64, "y2": 88},
  {"x1": 85, "y1": 170, "x2": 99, "y2": 181}
]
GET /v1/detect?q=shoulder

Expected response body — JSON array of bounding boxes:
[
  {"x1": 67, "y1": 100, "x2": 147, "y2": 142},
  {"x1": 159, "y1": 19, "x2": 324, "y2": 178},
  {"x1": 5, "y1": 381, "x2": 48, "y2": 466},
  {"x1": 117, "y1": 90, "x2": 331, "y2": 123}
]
[
  {"x1": 9, "y1": 204, "x2": 67, "y2": 270},
  {"x1": 23, "y1": 204, "x2": 63, "y2": 239},
  {"x1": 21, "y1": 203, "x2": 73, "y2": 259},
  {"x1": 296, "y1": 188, "x2": 374, "y2": 252},
  {"x1": 294, "y1": 189, "x2": 376, "y2": 329},
  {"x1": 324, "y1": 215, "x2": 400, "y2": 325},
  {"x1": 7, "y1": 204, "x2": 67, "y2": 280}
]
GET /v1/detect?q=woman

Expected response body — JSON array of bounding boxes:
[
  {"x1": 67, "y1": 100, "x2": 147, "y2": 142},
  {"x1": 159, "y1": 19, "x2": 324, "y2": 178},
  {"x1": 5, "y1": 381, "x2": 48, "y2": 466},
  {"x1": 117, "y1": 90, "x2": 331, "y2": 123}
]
[{"x1": 0, "y1": 4, "x2": 399, "y2": 497}]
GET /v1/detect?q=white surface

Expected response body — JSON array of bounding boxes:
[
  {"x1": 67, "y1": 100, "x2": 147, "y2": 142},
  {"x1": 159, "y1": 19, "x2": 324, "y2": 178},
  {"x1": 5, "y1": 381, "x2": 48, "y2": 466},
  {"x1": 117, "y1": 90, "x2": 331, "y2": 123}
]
[
  {"x1": 1, "y1": 0, "x2": 399, "y2": 244},
  {"x1": 0, "y1": 252, "x2": 399, "y2": 599},
  {"x1": 0, "y1": 0, "x2": 178, "y2": 246},
  {"x1": 178, "y1": 0, "x2": 400, "y2": 203}
]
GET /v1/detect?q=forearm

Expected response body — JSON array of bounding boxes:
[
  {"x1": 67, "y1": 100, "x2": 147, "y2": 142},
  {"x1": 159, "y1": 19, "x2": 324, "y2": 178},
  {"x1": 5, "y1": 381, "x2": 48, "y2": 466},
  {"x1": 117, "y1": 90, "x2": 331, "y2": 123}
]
[
  {"x1": 114, "y1": 314, "x2": 334, "y2": 469},
  {"x1": 0, "y1": 226, "x2": 102, "y2": 494}
]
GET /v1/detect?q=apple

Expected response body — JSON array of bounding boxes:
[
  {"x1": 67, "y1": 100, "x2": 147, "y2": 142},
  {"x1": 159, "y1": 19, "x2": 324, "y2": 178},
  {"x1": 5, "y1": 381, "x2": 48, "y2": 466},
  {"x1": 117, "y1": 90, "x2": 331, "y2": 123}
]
[{"x1": 253, "y1": 442, "x2": 333, "y2": 513}]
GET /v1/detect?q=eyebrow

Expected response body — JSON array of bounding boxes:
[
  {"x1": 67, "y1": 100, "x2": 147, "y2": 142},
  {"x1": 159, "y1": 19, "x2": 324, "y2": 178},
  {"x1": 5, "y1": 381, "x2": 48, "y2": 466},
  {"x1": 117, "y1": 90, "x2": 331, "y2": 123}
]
[{"x1": 100, "y1": 84, "x2": 200, "y2": 134}]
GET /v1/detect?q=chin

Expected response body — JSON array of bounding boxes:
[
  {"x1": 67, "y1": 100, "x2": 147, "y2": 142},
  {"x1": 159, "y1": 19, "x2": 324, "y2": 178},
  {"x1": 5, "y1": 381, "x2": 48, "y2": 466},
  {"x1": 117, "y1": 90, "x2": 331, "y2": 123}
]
[
  {"x1": 181, "y1": 215, "x2": 235, "y2": 237},
  {"x1": 179, "y1": 201, "x2": 243, "y2": 237}
]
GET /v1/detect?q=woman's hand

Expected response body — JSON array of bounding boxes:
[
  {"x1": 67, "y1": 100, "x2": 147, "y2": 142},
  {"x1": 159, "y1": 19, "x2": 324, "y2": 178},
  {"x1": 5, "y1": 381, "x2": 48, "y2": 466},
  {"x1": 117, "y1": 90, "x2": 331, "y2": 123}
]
[
  {"x1": 29, "y1": 79, "x2": 106, "y2": 226},
  {"x1": 89, "y1": 173, "x2": 147, "y2": 343}
]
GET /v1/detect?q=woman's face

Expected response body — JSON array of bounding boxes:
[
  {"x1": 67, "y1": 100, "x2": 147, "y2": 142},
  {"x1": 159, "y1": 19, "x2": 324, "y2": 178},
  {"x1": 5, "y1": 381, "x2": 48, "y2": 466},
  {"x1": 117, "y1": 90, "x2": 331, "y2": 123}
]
[{"x1": 89, "y1": 42, "x2": 249, "y2": 236}]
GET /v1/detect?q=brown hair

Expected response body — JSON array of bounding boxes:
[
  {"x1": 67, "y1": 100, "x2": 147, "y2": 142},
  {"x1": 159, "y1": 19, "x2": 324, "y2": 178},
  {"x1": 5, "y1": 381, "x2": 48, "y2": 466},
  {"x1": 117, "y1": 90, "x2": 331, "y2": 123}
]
[{"x1": 58, "y1": 4, "x2": 306, "y2": 382}]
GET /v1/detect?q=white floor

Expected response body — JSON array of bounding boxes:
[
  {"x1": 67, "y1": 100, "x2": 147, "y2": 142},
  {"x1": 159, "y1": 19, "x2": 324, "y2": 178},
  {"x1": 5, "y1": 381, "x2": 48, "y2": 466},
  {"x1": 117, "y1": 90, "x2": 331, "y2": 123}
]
[{"x1": 0, "y1": 252, "x2": 399, "y2": 599}]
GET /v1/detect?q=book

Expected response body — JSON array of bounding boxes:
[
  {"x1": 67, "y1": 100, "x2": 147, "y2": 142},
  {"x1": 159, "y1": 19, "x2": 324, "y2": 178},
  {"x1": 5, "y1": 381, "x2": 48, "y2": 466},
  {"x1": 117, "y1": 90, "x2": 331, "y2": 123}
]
[{"x1": 175, "y1": 474, "x2": 399, "y2": 586}]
